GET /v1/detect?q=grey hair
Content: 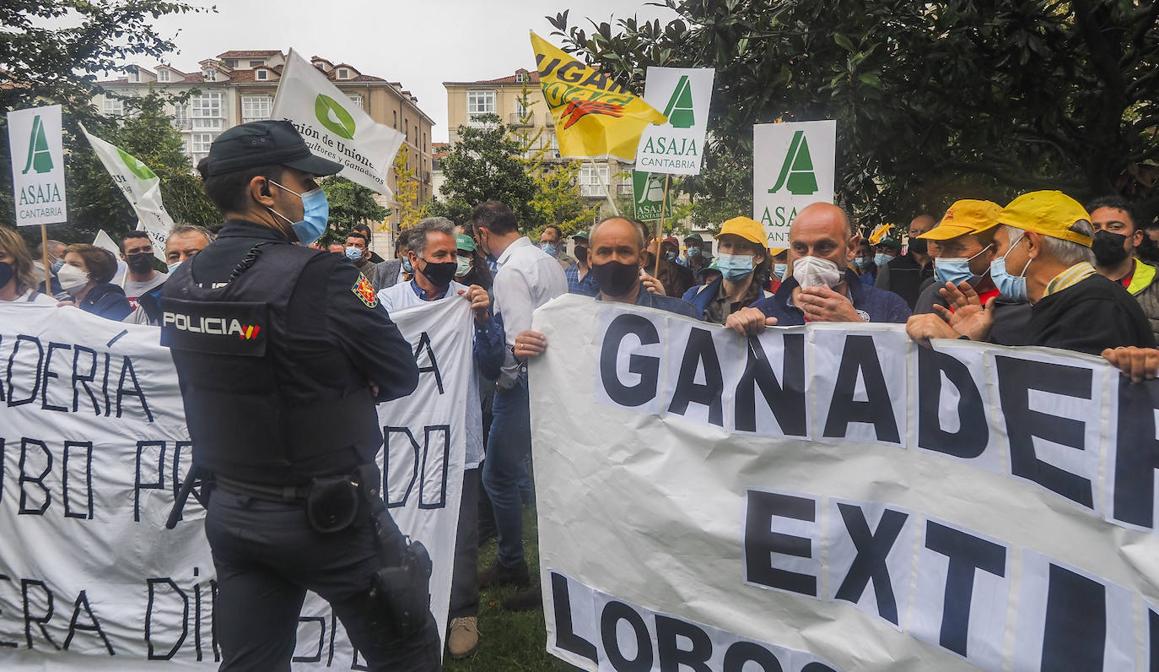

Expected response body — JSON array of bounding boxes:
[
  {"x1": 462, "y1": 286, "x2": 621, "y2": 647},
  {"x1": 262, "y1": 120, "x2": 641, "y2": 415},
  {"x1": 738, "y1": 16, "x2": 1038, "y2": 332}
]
[
  {"x1": 1000, "y1": 222, "x2": 1094, "y2": 266},
  {"x1": 168, "y1": 224, "x2": 214, "y2": 245},
  {"x1": 412, "y1": 217, "x2": 457, "y2": 255},
  {"x1": 589, "y1": 216, "x2": 646, "y2": 250}
]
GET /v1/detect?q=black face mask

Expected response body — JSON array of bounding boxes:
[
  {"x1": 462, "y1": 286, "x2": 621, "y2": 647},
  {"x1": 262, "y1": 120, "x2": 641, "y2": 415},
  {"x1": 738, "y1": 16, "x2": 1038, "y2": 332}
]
[
  {"x1": 1092, "y1": 230, "x2": 1130, "y2": 267},
  {"x1": 126, "y1": 252, "x2": 153, "y2": 274},
  {"x1": 590, "y1": 260, "x2": 639, "y2": 297},
  {"x1": 574, "y1": 245, "x2": 588, "y2": 264},
  {"x1": 908, "y1": 237, "x2": 928, "y2": 255},
  {"x1": 418, "y1": 258, "x2": 458, "y2": 288},
  {"x1": 0, "y1": 261, "x2": 13, "y2": 288}
]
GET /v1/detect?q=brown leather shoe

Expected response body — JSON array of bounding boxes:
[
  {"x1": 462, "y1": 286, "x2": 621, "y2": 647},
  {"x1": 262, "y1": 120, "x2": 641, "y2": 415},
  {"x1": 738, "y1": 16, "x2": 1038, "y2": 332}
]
[{"x1": 447, "y1": 617, "x2": 480, "y2": 659}]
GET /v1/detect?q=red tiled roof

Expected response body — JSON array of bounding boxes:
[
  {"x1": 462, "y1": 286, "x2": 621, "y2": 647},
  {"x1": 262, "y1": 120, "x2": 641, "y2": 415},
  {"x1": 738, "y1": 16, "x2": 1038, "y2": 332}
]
[
  {"x1": 217, "y1": 50, "x2": 282, "y2": 59},
  {"x1": 444, "y1": 69, "x2": 540, "y2": 86}
]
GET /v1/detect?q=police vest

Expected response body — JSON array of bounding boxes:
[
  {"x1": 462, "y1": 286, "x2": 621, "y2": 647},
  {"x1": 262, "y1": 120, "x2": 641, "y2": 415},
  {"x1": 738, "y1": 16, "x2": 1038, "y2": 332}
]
[{"x1": 161, "y1": 242, "x2": 380, "y2": 485}]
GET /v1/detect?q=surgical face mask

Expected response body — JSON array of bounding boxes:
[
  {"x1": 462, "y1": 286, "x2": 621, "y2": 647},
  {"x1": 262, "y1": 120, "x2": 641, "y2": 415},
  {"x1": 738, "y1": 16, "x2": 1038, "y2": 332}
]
[
  {"x1": 852, "y1": 257, "x2": 868, "y2": 270},
  {"x1": 402, "y1": 258, "x2": 414, "y2": 274},
  {"x1": 1092, "y1": 230, "x2": 1130, "y2": 267},
  {"x1": 0, "y1": 261, "x2": 13, "y2": 288},
  {"x1": 57, "y1": 264, "x2": 89, "y2": 293},
  {"x1": 934, "y1": 244, "x2": 993, "y2": 286},
  {"x1": 455, "y1": 256, "x2": 472, "y2": 278},
  {"x1": 793, "y1": 255, "x2": 842, "y2": 289},
  {"x1": 990, "y1": 235, "x2": 1031, "y2": 302},
  {"x1": 773, "y1": 262, "x2": 788, "y2": 280},
  {"x1": 50, "y1": 258, "x2": 64, "y2": 274},
  {"x1": 664, "y1": 250, "x2": 677, "y2": 262},
  {"x1": 167, "y1": 260, "x2": 183, "y2": 274},
  {"x1": 267, "y1": 179, "x2": 329, "y2": 246},
  {"x1": 540, "y1": 242, "x2": 559, "y2": 258},
  {"x1": 344, "y1": 246, "x2": 363, "y2": 262},
  {"x1": 873, "y1": 252, "x2": 892, "y2": 267},
  {"x1": 687, "y1": 246, "x2": 702, "y2": 258},
  {"x1": 715, "y1": 252, "x2": 755, "y2": 281}
]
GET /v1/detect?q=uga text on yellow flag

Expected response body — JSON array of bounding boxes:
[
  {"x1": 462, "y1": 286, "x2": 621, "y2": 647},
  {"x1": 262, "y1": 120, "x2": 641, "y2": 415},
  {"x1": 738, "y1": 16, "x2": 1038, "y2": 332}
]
[{"x1": 531, "y1": 31, "x2": 666, "y2": 162}]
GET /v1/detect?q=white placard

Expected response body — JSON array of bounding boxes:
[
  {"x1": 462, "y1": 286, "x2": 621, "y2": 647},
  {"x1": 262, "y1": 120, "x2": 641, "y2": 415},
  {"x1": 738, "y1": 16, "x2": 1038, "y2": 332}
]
[
  {"x1": 753, "y1": 120, "x2": 836, "y2": 247},
  {"x1": 7, "y1": 105, "x2": 68, "y2": 227},
  {"x1": 635, "y1": 67, "x2": 715, "y2": 176}
]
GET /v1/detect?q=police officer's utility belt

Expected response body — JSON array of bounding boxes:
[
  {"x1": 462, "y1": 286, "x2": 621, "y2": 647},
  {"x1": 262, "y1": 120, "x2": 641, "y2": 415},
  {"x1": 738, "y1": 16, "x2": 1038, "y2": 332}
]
[
  {"x1": 215, "y1": 476, "x2": 311, "y2": 503},
  {"x1": 216, "y1": 473, "x2": 364, "y2": 534}
]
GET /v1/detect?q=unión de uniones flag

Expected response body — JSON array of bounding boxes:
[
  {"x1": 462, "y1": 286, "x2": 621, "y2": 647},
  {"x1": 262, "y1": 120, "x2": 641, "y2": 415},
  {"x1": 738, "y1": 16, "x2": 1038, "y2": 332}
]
[{"x1": 530, "y1": 31, "x2": 666, "y2": 162}]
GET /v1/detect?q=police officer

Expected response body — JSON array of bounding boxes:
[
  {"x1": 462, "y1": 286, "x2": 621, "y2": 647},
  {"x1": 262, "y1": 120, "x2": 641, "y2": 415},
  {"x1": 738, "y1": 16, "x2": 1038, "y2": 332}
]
[{"x1": 160, "y1": 120, "x2": 441, "y2": 670}]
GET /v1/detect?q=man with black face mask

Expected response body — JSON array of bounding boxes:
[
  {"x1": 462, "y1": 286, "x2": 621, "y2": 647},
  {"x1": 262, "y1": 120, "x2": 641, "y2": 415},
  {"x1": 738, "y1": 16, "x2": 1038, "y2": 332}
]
[
  {"x1": 875, "y1": 213, "x2": 936, "y2": 310},
  {"x1": 120, "y1": 230, "x2": 166, "y2": 310},
  {"x1": 564, "y1": 231, "x2": 599, "y2": 296},
  {"x1": 1088, "y1": 196, "x2": 1159, "y2": 341}
]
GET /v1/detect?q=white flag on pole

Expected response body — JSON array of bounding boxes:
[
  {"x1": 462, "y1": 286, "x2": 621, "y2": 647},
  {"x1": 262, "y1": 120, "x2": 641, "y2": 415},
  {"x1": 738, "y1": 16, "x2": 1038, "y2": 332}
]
[{"x1": 272, "y1": 49, "x2": 405, "y2": 197}]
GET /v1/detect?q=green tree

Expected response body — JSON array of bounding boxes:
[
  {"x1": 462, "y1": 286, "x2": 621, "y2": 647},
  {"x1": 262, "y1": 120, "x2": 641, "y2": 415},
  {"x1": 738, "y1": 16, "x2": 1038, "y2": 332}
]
[
  {"x1": 432, "y1": 113, "x2": 537, "y2": 227},
  {"x1": 321, "y1": 176, "x2": 389, "y2": 240},
  {"x1": 393, "y1": 145, "x2": 426, "y2": 229},
  {"x1": 68, "y1": 93, "x2": 218, "y2": 241},
  {"x1": 548, "y1": 1, "x2": 1159, "y2": 226},
  {"x1": 0, "y1": 0, "x2": 206, "y2": 238}
]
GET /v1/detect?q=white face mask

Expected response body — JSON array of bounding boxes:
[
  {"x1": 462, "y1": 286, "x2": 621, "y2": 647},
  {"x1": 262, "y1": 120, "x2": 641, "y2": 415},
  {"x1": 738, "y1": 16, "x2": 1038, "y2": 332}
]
[
  {"x1": 792, "y1": 255, "x2": 842, "y2": 289},
  {"x1": 57, "y1": 264, "x2": 89, "y2": 293}
]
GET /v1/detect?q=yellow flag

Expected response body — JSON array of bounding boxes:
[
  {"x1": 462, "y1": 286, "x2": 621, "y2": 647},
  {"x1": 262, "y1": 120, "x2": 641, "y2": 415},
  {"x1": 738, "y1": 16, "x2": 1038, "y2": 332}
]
[{"x1": 531, "y1": 31, "x2": 666, "y2": 162}]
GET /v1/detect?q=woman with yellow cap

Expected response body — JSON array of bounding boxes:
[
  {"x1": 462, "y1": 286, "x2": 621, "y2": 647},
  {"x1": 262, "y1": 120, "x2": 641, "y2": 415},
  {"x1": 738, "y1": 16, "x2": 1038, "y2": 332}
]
[{"x1": 682, "y1": 216, "x2": 774, "y2": 323}]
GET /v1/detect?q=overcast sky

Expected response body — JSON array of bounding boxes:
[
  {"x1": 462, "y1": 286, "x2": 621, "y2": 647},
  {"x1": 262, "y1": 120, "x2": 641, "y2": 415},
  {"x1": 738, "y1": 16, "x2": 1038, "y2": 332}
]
[{"x1": 139, "y1": 0, "x2": 679, "y2": 142}]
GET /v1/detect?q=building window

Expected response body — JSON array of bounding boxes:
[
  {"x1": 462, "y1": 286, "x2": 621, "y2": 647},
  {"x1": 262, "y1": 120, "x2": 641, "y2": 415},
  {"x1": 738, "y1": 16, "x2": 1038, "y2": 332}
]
[
  {"x1": 347, "y1": 94, "x2": 363, "y2": 109},
  {"x1": 393, "y1": 111, "x2": 398, "y2": 128},
  {"x1": 191, "y1": 91, "x2": 224, "y2": 130},
  {"x1": 255, "y1": 69, "x2": 269, "y2": 81},
  {"x1": 173, "y1": 103, "x2": 189, "y2": 130},
  {"x1": 467, "y1": 90, "x2": 496, "y2": 122},
  {"x1": 241, "y1": 95, "x2": 272, "y2": 123},
  {"x1": 158, "y1": 69, "x2": 170, "y2": 82},
  {"x1": 128, "y1": 69, "x2": 140, "y2": 83},
  {"x1": 249, "y1": 59, "x2": 265, "y2": 67},
  {"x1": 515, "y1": 71, "x2": 529, "y2": 84},
  {"x1": 102, "y1": 97, "x2": 124, "y2": 116},
  {"x1": 337, "y1": 68, "x2": 350, "y2": 80},
  {"x1": 579, "y1": 163, "x2": 610, "y2": 198},
  {"x1": 203, "y1": 68, "x2": 217, "y2": 81},
  {"x1": 224, "y1": 59, "x2": 237, "y2": 68},
  {"x1": 190, "y1": 132, "x2": 216, "y2": 164}
]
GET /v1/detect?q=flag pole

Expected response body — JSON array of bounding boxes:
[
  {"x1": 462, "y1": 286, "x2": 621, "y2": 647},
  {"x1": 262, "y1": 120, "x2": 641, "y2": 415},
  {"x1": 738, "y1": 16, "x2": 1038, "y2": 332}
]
[
  {"x1": 40, "y1": 224, "x2": 52, "y2": 295},
  {"x1": 652, "y1": 174, "x2": 671, "y2": 278}
]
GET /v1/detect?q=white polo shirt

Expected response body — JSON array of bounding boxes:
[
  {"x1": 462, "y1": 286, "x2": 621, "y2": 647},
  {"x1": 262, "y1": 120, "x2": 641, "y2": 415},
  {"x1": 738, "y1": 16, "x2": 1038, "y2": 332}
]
[{"x1": 491, "y1": 237, "x2": 567, "y2": 388}]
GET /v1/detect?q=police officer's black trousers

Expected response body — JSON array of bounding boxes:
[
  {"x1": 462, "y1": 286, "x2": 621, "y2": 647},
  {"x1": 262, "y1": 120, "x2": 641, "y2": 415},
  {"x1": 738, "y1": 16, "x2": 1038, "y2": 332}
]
[{"x1": 205, "y1": 488, "x2": 442, "y2": 671}]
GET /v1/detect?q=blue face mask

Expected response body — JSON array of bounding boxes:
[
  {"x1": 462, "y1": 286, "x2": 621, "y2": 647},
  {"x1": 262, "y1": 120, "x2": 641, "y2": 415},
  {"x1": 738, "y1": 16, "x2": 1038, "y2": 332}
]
[
  {"x1": 715, "y1": 252, "x2": 755, "y2": 280},
  {"x1": 540, "y1": 242, "x2": 558, "y2": 258},
  {"x1": 990, "y1": 235, "x2": 1031, "y2": 302},
  {"x1": 934, "y1": 243, "x2": 993, "y2": 286},
  {"x1": 268, "y1": 179, "x2": 329, "y2": 246},
  {"x1": 344, "y1": 246, "x2": 363, "y2": 262},
  {"x1": 687, "y1": 246, "x2": 702, "y2": 258},
  {"x1": 773, "y1": 262, "x2": 787, "y2": 280},
  {"x1": 50, "y1": 259, "x2": 64, "y2": 274},
  {"x1": 402, "y1": 258, "x2": 414, "y2": 274},
  {"x1": 873, "y1": 252, "x2": 892, "y2": 267}
]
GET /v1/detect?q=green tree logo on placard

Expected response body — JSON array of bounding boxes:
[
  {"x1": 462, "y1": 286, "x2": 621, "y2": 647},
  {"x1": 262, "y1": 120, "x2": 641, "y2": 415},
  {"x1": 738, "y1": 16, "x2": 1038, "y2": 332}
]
[
  {"x1": 117, "y1": 147, "x2": 157, "y2": 181},
  {"x1": 22, "y1": 115, "x2": 53, "y2": 175},
  {"x1": 768, "y1": 130, "x2": 818, "y2": 196},
  {"x1": 315, "y1": 94, "x2": 356, "y2": 140},
  {"x1": 632, "y1": 171, "x2": 668, "y2": 220},
  {"x1": 663, "y1": 75, "x2": 695, "y2": 129}
]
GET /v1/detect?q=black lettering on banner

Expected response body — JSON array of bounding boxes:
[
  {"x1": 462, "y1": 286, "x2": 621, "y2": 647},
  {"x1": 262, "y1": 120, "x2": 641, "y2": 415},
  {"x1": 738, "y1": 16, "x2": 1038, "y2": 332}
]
[
  {"x1": 600, "y1": 314, "x2": 661, "y2": 407},
  {"x1": 722, "y1": 641, "x2": 784, "y2": 672},
  {"x1": 134, "y1": 441, "x2": 166, "y2": 523},
  {"x1": 667, "y1": 327, "x2": 725, "y2": 426},
  {"x1": 745, "y1": 491, "x2": 817, "y2": 596},
  {"x1": 600, "y1": 600, "x2": 652, "y2": 672},
  {"x1": 0, "y1": 438, "x2": 6, "y2": 504},
  {"x1": 62, "y1": 441, "x2": 94, "y2": 520},
  {"x1": 1041, "y1": 564, "x2": 1105, "y2": 671},
  {"x1": 0, "y1": 574, "x2": 14, "y2": 648},
  {"x1": 101, "y1": 352, "x2": 112, "y2": 417},
  {"x1": 412, "y1": 332, "x2": 444, "y2": 395},
  {"x1": 115, "y1": 356, "x2": 153, "y2": 422},
  {"x1": 6, "y1": 335, "x2": 44, "y2": 407},
  {"x1": 834, "y1": 503, "x2": 908, "y2": 625},
  {"x1": 801, "y1": 664, "x2": 838, "y2": 672},
  {"x1": 1112, "y1": 378, "x2": 1159, "y2": 528},
  {"x1": 293, "y1": 616, "x2": 326, "y2": 663},
  {"x1": 382, "y1": 426, "x2": 450, "y2": 509},
  {"x1": 924, "y1": 521, "x2": 1006, "y2": 656},
  {"x1": 995, "y1": 356, "x2": 1094, "y2": 508},
  {"x1": 351, "y1": 648, "x2": 369, "y2": 671},
  {"x1": 210, "y1": 579, "x2": 220, "y2": 662},
  {"x1": 419, "y1": 426, "x2": 449, "y2": 509},
  {"x1": 21, "y1": 579, "x2": 59, "y2": 650},
  {"x1": 822, "y1": 335, "x2": 900, "y2": 443},
  {"x1": 1149, "y1": 607, "x2": 1158, "y2": 671},
  {"x1": 18, "y1": 438, "x2": 51, "y2": 515},
  {"x1": 40, "y1": 342, "x2": 71, "y2": 412},
  {"x1": 145, "y1": 578, "x2": 188, "y2": 660},
  {"x1": 916, "y1": 347, "x2": 987, "y2": 458},
  {"x1": 550, "y1": 572, "x2": 597, "y2": 663},
  {"x1": 735, "y1": 333, "x2": 806, "y2": 436},
  {"x1": 71, "y1": 345, "x2": 101, "y2": 414},
  {"x1": 62, "y1": 590, "x2": 114, "y2": 655},
  {"x1": 655, "y1": 614, "x2": 711, "y2": 672}
]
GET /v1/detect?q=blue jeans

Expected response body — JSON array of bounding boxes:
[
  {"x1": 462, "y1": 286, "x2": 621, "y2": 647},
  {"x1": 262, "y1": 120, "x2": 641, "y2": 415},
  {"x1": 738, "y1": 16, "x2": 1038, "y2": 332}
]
[{"x1": 482, "y1": 378, "x2": 531, "y2": 568}]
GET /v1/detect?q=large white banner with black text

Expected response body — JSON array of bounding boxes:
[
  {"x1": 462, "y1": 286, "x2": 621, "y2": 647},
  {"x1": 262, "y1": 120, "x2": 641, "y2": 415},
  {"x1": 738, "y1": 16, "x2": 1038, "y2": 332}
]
[
  {"x1": 530, "y1": 295, "x2": 1159, "y2": 672},
  {"x1": 0, "y1": 297, "x2": 468, "y2": 669}
]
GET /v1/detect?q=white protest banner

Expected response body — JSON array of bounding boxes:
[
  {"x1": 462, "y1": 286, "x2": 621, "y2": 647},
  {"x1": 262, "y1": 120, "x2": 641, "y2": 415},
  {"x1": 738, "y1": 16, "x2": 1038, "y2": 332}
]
[
  {"x1": 530, "y1": 295, "x2": 1159, "y2": 672},
  {"x1": 0, "y1": 296, "x2": 469, "y2": 668},
  {"x1": 753, "y1": 120, "x2": 836, "y2": 247},
  {"x1": 93, "y1": 230, "x2": 130, "y2": 286},
  {"x1": 635, "y1": 67, "x2": 714, "y2": 176},
  {"x1": 7, "y1": 105, "x2": 67, "y2": 227},
  {"x1": 272, "y1": 49, "x2": 405, "y2": 198},
  {"x1": 81, "y1": 125, "x2": 176, "y2": 261}
]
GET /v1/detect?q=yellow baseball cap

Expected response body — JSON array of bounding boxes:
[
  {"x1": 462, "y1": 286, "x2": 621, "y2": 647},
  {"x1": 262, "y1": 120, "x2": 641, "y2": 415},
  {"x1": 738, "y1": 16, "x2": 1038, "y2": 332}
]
[
  {"x1": 997, "y1": 190, "x2": 1093, "y2": 247},
  {"x1": 920, "y1": 199, "x2": 1002, "y2": 241},
  {"x1": 719, "y1": 216, "x2": 766, "y2": 246}
]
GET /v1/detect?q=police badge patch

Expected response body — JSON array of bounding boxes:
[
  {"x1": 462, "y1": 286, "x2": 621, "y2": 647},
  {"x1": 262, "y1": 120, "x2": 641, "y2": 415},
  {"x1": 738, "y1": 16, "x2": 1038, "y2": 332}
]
[{"x1": 352, "y1": 273, "x2": 378, "y2": 308}]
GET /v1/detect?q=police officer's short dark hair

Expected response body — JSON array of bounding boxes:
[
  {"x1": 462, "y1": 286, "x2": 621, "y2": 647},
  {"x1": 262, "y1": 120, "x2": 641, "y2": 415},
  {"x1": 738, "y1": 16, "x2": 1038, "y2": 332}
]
[
  {"x1": 66, "y1": 244, "x2": 118, "y2": 284},
  {"x1": 200, "y1": 161, "x2": 285, "y2": 215},
  {"x1": 470, "y1": 200, "x2": 519, "y2": 236}
]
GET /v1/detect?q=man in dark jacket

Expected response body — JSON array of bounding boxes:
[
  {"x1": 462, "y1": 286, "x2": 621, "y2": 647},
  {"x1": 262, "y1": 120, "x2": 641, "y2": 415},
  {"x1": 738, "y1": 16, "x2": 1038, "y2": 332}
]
[{"x1": 875, "y1": 213, "x2": 936, "y2": 309}]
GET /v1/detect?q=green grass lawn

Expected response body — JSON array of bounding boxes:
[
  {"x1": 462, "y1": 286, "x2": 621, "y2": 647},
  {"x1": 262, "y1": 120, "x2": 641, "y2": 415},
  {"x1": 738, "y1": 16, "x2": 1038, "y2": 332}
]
[{"x1": 445, "y1": 508, "x2": 580, "y2": 672}]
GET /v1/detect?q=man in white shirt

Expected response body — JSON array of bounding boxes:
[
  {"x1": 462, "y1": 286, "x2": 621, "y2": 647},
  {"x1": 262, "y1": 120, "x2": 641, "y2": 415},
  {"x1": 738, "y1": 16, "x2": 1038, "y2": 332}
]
[
  {"x1": 120, "y1": 231, "x2": 167, "y2": 309},
  {"x1": 376, "y1": 216, "x2": 501, "y2": 659},
  {"x1": 469, "y1": 200, "x2": 566, "y2": 597}
]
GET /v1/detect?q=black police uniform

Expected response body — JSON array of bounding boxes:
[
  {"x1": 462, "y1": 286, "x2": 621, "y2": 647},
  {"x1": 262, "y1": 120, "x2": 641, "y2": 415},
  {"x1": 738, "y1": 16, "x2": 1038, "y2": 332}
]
[{"x1": 160, "y1": 120, "x2": 440, "y2": 671}]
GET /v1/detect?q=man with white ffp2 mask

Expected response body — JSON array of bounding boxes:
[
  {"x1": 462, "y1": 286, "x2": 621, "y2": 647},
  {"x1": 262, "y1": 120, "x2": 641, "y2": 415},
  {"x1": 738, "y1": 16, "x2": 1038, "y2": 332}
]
[{"x1": 725, "y1": 202, "x2": 911, "y2": 334}]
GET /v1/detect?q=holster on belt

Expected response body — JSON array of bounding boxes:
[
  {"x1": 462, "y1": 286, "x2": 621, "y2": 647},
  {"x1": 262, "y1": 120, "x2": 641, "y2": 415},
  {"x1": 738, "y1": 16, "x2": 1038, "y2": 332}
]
[
  {"x1": 165, "y1": 466, "x2": 212, "y2": 530},
  {"x1": 354, "y1": 464, "x2": 433, "y2": 637}
]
